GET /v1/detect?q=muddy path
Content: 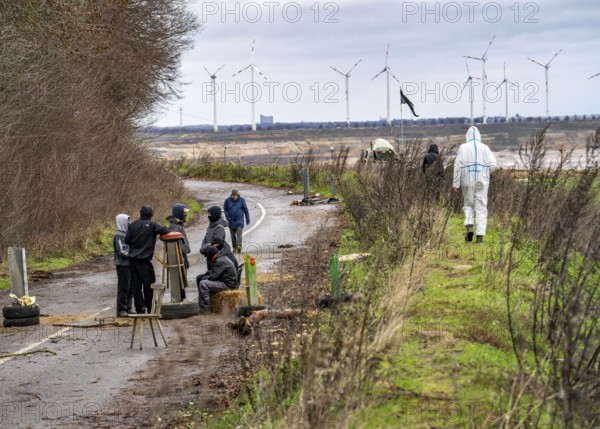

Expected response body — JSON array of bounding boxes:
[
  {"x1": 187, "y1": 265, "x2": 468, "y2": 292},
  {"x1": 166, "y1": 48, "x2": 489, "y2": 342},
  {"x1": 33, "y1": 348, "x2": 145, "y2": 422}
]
[{"x1": 0, "y1": 180, "x2": 338, "y2": 428}]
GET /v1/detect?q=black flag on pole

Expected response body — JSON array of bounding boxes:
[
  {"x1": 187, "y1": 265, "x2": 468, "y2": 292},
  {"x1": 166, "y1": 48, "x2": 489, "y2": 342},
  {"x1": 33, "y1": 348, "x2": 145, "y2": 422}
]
[{"x1": 400, "y1": 89, "x2": 419, "y2": 117}]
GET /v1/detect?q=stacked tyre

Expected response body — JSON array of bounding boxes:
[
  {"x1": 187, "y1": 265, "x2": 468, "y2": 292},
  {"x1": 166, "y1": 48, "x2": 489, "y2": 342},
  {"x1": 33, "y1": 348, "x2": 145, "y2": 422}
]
[
  {"x1": 2, "y1": 305, "x2": 40, "y2": 327},
  {"x1": 160, "y1": 302, "x2": 199, "y2": 319}
]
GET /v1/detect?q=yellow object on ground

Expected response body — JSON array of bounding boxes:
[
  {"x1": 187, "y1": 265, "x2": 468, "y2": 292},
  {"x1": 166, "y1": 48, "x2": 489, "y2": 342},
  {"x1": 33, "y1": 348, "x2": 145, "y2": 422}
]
[{"x1": 9, "y1": 294, "x2": 36, "y2": 306}]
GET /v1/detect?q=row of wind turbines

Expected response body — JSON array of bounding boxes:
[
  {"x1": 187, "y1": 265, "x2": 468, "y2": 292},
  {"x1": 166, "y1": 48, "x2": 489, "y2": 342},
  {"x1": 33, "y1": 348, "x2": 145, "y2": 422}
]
[
  {"x1": 463, "y1": 36, "x2": 599, "y2": 125},
  {"x1": 202, "y1": 39, "x2": 600, "y2": 132}
]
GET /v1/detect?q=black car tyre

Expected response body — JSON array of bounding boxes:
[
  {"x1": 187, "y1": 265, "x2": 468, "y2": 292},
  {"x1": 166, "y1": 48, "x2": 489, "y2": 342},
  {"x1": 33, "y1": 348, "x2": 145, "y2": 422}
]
[
  {"x1": 160, "y1": 302, "x2": 199, "y2": 319},
  {"x1": 2, "y1": 305, "x2": 40, "y2": 319},
  {"x1": 3, "y1": 316, "x2": 40, "y2": 328}
]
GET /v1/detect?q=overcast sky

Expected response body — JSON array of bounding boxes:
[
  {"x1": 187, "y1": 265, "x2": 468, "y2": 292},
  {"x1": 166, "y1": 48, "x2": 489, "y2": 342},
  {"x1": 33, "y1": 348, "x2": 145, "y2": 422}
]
[{"x1": 151, "y1": 0, "x2": 600, "y2": 127}]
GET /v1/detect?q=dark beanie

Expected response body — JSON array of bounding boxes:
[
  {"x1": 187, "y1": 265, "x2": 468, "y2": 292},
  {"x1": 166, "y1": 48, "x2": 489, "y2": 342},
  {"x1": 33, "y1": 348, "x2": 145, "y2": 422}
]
[
  {"x1": 206, "y1": 246, "x2": 219, "y2": 261},
  {"x1": 140, "y1": 205, "x2": 154, "y2": 219},
  {"x1": 207, "y1": 206, "x2": 221, "y2": 222},
  {"x1": 211, "y1": 236, "x2": 224, "y2": 249}
]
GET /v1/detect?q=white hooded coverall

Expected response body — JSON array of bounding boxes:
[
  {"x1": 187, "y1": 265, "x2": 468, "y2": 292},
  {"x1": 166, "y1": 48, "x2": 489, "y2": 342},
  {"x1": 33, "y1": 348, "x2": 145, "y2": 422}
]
[{"x1": 453, "y1": 126, "x2": 497, "y2": 236}]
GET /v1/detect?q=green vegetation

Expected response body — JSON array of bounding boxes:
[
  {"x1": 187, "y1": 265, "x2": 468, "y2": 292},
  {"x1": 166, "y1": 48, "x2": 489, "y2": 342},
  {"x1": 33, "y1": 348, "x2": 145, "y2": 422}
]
[{"x1": 199, "y1": 128, "x2": 600, "y2": 429}]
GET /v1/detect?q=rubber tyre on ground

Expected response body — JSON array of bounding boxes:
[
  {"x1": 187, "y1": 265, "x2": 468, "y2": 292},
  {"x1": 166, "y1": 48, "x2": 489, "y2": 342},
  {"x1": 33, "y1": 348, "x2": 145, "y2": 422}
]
[
  {"x1": 2, "y1": 305, "x2": 40, "y2": 319},
  {"x1": 3, "y1": 316, "x2": 40, "y2": 328},
  {"x1": 237, "y1": 305, "x2": 268, "y2": 317},
  {"x1": 160, "y1": 302, "x2": 199, "y2": 319}
]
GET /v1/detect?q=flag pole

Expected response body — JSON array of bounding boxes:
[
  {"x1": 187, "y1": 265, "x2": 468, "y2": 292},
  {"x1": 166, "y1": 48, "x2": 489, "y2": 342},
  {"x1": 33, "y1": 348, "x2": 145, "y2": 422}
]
[{"x1": 399, "y1": 87, "x2": 404, "y2": 146}]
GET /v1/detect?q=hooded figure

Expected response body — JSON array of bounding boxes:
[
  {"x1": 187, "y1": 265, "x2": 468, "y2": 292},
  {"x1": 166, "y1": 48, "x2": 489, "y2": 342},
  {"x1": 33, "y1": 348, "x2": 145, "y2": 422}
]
[
  {"x1": 166, "y1": 203, "x2": 191, "y2": 255},
  {"x1": 113, "y1": 214, "x2": 132, "y2": 316},
  {"x1": 196, "y1": 245, "x2": 239, "y2": 312},
  {"x1": 453, "y1": 126, "x2": 498, "y2": 242},
  {"x1": 422, "y1": 144, "x2": 440, "y2": 172},
  {"x1": 200, "y1": 206, "x2": 228, "y2": 258},
  {"x1": 125, "y1": 204, "x2": 170, "y2": 314}
]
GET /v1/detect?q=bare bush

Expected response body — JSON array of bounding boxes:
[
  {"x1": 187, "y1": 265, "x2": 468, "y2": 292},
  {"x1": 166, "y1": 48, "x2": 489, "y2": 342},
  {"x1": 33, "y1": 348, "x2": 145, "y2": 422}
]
[{"x1": 0, "y1": 1, "x2": 199, "y2": 257}]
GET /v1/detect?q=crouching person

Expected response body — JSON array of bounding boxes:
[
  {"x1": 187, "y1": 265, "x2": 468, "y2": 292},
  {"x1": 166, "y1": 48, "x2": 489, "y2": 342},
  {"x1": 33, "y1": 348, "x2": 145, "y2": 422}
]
[{"x1": 196, "y1": 247, "x2": 239, "y2": 313}]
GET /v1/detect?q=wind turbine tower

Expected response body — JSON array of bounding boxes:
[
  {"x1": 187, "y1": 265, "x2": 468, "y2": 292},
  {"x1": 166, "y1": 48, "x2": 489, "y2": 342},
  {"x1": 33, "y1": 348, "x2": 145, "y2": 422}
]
[
  {"x1": 528, "y1": 49, "x2": 562, "y2": 119},
  {"x1": 204, "y1": 64, "x2": 225, "y2": 132},
  {"x1": 330, "y1": 59, "x2": 362, "y2": 128},
  {"x1": 500, "y1": 62, "x2": 516, "y2": 123},
  {"x1": 464, "y1": 35, "x2": 495, "y2": 124},
  {"x1": 461, "y1": 58, "x2": 482, "y2": 125},
  {"x1": 372, "y1": 44, "x2": 401, "y2": 127},
  {"x1": 233, "y1": 40, "x2": 268, "y2": 131}
]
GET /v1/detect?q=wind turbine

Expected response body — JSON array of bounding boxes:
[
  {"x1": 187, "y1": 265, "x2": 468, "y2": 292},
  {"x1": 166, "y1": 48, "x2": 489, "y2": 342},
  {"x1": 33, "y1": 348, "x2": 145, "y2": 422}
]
[
  {"x1": 588, "y1": 72, "x2": 600, "y2": 80},
  {"x1": 233, "y1": 39, "x2": 268, "y2": 131},
  {"x1": 330, "y1": 59, "x2": 361, "y2": 128},
  {"x1": 527, "y1": 49, "x2": 562, "y2": 119},
  {"x1": 204, "y1": 64, "x2": 225, "y2": 133},
  {"x1": 500, "y1": 62, "x2": 517, "y2": 123},
  {"x1": 372, "y1": 44, "x2": 400, "y2": 127},
  {"x1": 464, "y1": 35, "x2": 495, "y2": 124},
  {"x1": 461, "y1": 58, "x2": 482, "y2": 125}
]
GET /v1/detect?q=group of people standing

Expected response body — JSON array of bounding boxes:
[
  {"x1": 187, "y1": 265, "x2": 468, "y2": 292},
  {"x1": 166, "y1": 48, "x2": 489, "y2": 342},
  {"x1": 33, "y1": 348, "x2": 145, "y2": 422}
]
[{"x1": 112, "y1": 189, "x2": 250, "y2": 317}]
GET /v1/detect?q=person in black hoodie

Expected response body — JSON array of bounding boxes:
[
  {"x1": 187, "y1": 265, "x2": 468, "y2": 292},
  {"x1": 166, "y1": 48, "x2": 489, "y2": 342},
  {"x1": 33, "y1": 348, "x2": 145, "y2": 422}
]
[
  {"x1": 200, "y1": 206, "x2": 228, "y2": 269},
  {"x1": 167, "y1": 203, "x2": 191, "y2": 300},
  {"x1": 196, "y1": 246, "x2": 239, "y2": 312},
  {"x1": 422, "y1": 144, "x2": 440, "y2": 172},
  {"x1": 125, "y1": 205, "x2": 170, "y2": 314}
]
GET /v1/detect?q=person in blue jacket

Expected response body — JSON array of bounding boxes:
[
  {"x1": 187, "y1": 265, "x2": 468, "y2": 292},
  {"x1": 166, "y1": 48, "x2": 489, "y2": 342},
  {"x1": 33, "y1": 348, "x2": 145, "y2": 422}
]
[{"x1": 223, "y1": 189, "x2": 250, "y2": 253}]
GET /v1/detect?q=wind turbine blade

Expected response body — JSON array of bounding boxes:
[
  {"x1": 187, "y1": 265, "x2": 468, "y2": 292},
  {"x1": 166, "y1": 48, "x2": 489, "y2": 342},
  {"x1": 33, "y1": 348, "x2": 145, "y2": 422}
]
[
  {"x1": 385, "y1": 44, "x2": 390, "y2": 68},
  {"x1": 546, "y1": 49, "x2": 562, "y2": 67},
  {"x1": 389, "y1": 69, "x2": 401, "y2": 84},
  {"x1": 482, "y1": 35, "x2": 496, "y2": 58},
  {"x1": 347, "y1": 59, "x2": 362, "y2": 75},
  {"x1": 461, "y1": 78, "x2": 471, "y2": 94},
  {"x1": 250, "y1": 39, "x2": 255, "y2": 62},
  {"x1": 203, "y1": 65, "x2": 211, "y2": 76},
  {"x1": 330, "y1": 66, "x2": 345, "y2": 76},
  {"x1": 589, "y1": 72, "x2": 600, "y2": 80},
  {"x1": 528, "y1": 57, "x2": 546, "y2": 68},
  {"x1": 214, "y1": 64, "x2": 226, "y2": 75},
  {"x1": 252, "y1": 65, "x2": 268, "y2": 80},
  {"x1": 464, "y1": 55, "x2": 483, "y2": 61},
  {"x1": 371, "y1": 69, "x2": 387, "y2": 81},
  {"x1": 232, "y1": 65, "x2": 252, "y2": 77},
  {"x1": 464, "y1": 58, "x2": 472, "y2": 77}
]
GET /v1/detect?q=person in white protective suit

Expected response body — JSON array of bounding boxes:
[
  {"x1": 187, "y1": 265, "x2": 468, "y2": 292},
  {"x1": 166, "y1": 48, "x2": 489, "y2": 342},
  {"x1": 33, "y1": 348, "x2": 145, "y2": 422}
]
[{"x1": 453, "y1": 126, "x2": 498, "y2": 243}]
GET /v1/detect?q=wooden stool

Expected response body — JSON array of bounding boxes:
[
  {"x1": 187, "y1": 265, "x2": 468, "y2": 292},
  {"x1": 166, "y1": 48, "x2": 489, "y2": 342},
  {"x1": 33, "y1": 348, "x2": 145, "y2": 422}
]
[{"x1": 130, "y1": 284, "x2": 168, "y2": 350}]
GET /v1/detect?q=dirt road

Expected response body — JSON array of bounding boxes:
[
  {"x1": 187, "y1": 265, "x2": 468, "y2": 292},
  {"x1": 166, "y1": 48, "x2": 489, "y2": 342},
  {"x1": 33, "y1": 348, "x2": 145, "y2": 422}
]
[{"x1": 0, "y1": 180, "x2": 337, "y2": 428}]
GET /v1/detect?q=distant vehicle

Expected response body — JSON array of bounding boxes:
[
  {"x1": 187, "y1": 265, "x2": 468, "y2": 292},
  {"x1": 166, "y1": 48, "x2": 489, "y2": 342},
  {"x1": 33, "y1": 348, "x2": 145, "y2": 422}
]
[{"x1": 360, "y1": 138, "x2": 399, "y2": 161}]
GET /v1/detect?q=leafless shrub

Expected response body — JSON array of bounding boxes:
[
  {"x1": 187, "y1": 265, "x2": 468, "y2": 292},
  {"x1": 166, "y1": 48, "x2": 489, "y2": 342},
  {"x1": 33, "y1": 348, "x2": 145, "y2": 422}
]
[{"x1": 0, "y1": 1, "x2": 199, "y2": 258}]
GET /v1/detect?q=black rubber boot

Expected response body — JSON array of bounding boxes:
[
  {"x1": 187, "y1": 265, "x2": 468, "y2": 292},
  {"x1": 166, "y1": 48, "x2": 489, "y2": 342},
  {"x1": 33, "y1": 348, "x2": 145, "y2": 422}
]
[
  {"x1": 465, "y1": 225, "x2": 474, "y2": 242},
  {"x1": 476, "y1": 235, "x2": 483, "y2": 243}
]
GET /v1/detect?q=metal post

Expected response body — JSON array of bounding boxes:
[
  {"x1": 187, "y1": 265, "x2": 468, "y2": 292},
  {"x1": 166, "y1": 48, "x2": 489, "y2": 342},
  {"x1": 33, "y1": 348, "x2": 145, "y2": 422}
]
[
  {"x1": 328, "y1": 174, "x2": 339, "y2": 203},
  {"x1": 8, "y1": 247, "x2": 28, "y2": 297},
  {"x1": 303, "y1": 167, "x2": 310, "y2": 202},
  {"x1": 244, "y1": 255, "x2": 258, "y2": 305},
  {"x1": 223, "y1": 146, "x2": 227, "y2": 180},
  {"x1": 331, "y1": 175, "x2": 336, "y2": 198},
  {"x1": 330, "y1": 253, "x2": 340, "y2": 299}
]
